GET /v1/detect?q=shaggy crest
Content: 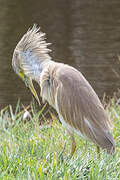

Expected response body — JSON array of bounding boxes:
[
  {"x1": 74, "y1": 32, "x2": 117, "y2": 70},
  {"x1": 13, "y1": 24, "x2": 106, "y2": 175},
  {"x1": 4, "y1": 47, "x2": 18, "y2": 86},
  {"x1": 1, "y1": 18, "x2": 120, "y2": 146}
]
[{"x1": 16, "y1": 24, "x2": 52, "y2": 61}]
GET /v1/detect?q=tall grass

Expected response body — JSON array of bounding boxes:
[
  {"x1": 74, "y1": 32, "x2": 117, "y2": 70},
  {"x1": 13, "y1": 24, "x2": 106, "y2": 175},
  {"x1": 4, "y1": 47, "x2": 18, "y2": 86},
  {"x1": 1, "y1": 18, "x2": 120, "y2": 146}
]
[{"x1": 0, "y1": 99, "x2": 120, "y2": 179}]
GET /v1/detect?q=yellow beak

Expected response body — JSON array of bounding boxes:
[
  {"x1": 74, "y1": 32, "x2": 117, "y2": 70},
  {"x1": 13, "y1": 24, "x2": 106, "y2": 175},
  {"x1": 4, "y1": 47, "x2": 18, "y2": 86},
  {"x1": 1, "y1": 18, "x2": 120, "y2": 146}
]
[
  {"x1": 19, "y1": 71, "x2": 40, "y2": 105},
  {"x1": 28, "y1": 78, "x2": 41, "y2": 105}
]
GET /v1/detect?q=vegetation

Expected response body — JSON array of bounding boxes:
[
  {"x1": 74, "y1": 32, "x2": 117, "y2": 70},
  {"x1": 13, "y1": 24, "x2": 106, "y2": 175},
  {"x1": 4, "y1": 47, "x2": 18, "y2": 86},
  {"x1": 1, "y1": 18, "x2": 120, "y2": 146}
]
[{"x1": 0, "y1": 99, "x2": 120, "y2": 180}]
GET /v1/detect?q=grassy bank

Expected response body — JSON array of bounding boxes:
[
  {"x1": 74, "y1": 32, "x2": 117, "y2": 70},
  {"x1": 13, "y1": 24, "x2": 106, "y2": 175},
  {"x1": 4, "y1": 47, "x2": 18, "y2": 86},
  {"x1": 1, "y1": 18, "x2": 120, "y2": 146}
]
[{"x1": 0, "y1": 100, "x2": 120, "y2": 180}]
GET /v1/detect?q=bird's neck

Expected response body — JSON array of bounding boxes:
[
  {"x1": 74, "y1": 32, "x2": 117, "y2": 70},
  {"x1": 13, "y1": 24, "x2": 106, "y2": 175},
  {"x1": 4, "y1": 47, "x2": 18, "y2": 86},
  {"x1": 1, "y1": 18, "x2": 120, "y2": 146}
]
[
  {"x1": 22, "y1": 49, "x2": 53, "y2": 82},
  {"x1": 34, "y1": 59, "x2": 53, "y2": 83}
]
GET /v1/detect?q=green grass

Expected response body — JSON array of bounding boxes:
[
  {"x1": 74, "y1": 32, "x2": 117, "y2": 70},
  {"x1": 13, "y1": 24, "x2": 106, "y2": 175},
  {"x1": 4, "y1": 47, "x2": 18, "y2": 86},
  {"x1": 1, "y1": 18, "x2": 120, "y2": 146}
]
[{"x1": 0, "y1": 99, "x2": 120, "y2": 180}]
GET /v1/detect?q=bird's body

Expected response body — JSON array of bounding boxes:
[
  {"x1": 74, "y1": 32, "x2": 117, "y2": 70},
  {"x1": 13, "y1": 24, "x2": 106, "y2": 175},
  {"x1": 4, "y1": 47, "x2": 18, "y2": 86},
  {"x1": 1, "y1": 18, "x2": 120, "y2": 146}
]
[
  {"x1": 40, "y1": 62, "x2": 115, "y2": 154},
  {"x1": 12, "y1": 25, "x2": 115, "y2": 156}
]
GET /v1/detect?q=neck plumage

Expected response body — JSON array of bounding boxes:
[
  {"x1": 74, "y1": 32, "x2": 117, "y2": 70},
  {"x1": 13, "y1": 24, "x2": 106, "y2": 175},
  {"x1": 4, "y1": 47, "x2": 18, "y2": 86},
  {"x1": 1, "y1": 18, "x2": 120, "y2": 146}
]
[{"x1": 21, "y1": 49, "x2": 52, "y2": 82}]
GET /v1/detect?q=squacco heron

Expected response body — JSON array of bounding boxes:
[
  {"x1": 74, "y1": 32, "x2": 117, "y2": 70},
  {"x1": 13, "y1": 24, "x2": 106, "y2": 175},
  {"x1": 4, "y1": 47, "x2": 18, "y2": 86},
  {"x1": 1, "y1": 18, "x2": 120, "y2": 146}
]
[{"x1": 12, "y1": 25, "x2": 115, "y2": 157}]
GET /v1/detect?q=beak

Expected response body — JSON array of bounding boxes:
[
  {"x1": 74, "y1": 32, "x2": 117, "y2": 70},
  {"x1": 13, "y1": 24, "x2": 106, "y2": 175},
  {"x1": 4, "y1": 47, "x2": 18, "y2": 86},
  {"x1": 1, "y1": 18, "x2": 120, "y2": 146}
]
[
  {"x1": 27, "y1": 78, "x2": 41, "y2": 105},
  {"x1": 19, "y1": 71, "x2": 40, "y2": 105}
]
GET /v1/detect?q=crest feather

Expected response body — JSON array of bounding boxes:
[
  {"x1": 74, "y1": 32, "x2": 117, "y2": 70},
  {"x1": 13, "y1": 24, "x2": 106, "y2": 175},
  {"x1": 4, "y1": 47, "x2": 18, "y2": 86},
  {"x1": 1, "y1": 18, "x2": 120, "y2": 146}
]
[{"x1": 16, "y1": 24, "x2": 52, "y2": 61}]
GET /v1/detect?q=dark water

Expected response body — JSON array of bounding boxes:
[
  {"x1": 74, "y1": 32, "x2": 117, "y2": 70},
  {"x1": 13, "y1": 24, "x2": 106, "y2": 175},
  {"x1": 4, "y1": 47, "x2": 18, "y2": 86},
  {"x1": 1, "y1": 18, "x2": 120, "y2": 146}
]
[{"x1": 0, "y1": 0, "x2": 120, "y2": 108}]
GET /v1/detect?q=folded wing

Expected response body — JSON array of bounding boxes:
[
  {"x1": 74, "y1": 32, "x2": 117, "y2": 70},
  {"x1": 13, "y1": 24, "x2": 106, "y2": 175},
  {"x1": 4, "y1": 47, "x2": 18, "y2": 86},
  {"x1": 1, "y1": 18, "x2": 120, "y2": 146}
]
[{"x1": 56, "y1": 65, "x2": 115, "y2": 154}]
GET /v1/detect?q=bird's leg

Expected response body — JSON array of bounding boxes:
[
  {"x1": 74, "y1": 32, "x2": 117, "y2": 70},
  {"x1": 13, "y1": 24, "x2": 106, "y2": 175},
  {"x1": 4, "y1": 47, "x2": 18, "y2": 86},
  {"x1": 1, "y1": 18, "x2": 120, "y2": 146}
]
[
  {"x1": 97, "y1": 146, "x2": 100, "y2": 158},
  {"x1": 67, "y1": 130, "x2": 76, "y2": 158},
  {"x1": 70, "y1": 134, "x2": 76, "y2": 158}
]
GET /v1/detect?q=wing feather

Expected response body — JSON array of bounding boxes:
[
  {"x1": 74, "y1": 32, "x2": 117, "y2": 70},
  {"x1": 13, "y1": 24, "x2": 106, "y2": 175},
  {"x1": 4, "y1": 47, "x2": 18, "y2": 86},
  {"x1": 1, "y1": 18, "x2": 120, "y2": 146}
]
[{"x1": 55, "y1": 65, "x2": 115, "y2": 153}]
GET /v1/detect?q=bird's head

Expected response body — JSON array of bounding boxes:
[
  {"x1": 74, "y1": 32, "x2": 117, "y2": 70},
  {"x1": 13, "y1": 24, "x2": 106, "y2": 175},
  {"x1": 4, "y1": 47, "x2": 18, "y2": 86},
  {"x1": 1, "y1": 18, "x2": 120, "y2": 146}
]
[
  {"x1": 12, "y1": 48, "x2": 41, "y2": 105},
  {"x1": 12, "y1": 25, "x2": 52, "y2": 105}
]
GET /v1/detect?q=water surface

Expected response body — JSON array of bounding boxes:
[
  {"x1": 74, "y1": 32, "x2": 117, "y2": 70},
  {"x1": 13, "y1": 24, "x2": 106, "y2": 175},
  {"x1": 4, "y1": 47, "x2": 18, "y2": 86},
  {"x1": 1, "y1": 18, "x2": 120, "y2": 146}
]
[{"x1": 0, "y1": 0, "x2": 120, "y2": 108}]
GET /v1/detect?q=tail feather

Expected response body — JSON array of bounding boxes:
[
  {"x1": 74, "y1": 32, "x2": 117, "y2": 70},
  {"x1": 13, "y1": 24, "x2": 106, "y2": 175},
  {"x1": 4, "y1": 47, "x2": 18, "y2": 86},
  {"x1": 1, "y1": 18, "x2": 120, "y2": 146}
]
[
  {"x1": 94, "y1": 129, "x2": 115, "y2": 154},
  {"x1": 84, "y1": 123, "x2": 115, "y2": 154}
]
